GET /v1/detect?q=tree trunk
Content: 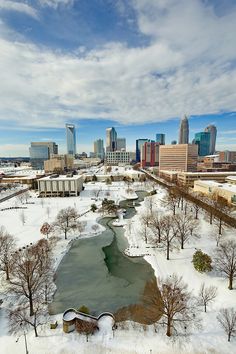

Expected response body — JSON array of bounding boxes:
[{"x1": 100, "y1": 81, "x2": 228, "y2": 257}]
[
  {"x1": 228, "y1": 275, "x2": 233, "y2": 290},
  {"x1": 158, "y1": 229, "x2": 161, "y2": 243},
  {"x1": 228, "y1": 332, "x2": 231, "y2": 342},
  {"x1": 34, "y1": 325, "x2": 38, "y2": 337},
  {"x1": 173, "y1": 206, "x2": 176, "y2": 216},
  {"x1": 29, "y1": 295, "x2": 34, "y2": 316},
  {"x1": 167, "y1": 241, "x2": 170, "y2": 260},
  {"x1": 181, "y1": 236, "x2": 184, "y2": 250},
  {"x1": 219, "y1": 219, "x2": 222, "y2": 235},
  {"x1": 210, "y1": 212, "x2": 213, "y2": 225},
  {"x1": 65, "y1": 229, "x2": 67, "y2": 240},
  {"x1": 181, "y1": 198, "x2": 184, "y2": 211},
  {"x1": 166, "y1": 318, "x2": 171, "y2": 337},
  {"x1": 6, "y1": 266, "x2": 10, "y2": 281},
  {"x1": 204, "y1": 303, "x2": 207, "y2": 313}
]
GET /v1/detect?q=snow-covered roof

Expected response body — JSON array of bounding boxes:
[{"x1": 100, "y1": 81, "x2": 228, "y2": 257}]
[
  {"x1": 195, "y1": 180, "x2": 236, "y2": 193},
  {"x1": 39, "y1": 175, "x2": 83, "y2": 181}
]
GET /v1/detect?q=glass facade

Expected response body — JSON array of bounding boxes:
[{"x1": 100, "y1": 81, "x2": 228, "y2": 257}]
[
  {"x1": 29, "y1": 145, "x2": 50, "y2": 170},
  {"x1": 194, "y1": 132, "x2": 211, "y2": 156},
  {"x1": 135, "y1": 139, "x2": 149, "y2": 162},
  {"x1": 156, "y1": 133, "x2": 165, "y2": 145},
  {"x1": 66, "y1": 124, "x2": 76, "y2": 156}
]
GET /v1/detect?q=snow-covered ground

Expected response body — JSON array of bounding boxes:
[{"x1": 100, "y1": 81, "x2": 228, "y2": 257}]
[{"x1": 0, "y1": 180, "x2": 236, "y2": 353}]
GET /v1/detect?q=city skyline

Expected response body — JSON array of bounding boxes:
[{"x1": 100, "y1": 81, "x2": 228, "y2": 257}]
[
  {"x1": 0, "y1": 113, "x2": 235, "y2": 157},
  {"x1": 0, "y1": 1, "x2": 236, "y2": 156}
]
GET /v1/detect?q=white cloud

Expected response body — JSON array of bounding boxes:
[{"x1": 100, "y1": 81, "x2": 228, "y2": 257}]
[
  {"x1": 0, "y1": 0, "x2": 38, "y2": 19},
  {"x1": 0, "y1": 0, "x2": 236, "y2": 130},
  {"x1": 38, "y1": 0, "x2": 74, "y2": 8}
]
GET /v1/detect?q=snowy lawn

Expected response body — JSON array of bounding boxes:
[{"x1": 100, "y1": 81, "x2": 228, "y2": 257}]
[{"x1": 0, "y1": 181, "x2": 236, "y2": 353}]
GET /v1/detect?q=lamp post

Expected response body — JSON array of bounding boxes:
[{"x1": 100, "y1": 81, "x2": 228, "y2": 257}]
[{"x1": 16, "y1": 324, "x2": 29, "y2": 354}]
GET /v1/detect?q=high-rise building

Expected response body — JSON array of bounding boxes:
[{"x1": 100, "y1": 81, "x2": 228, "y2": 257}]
[
  {"x1": 156, "y1": 134, "x2": 165, "y2": 145},
  {"x1": 159, "y1": 144, "x2": 198, "y2": 172},
  {"x1": 194, "y1": 132, "x2": 211, "y2": 156},
  {"x1": 66, "y1": 124, "x2": 76, "y2": 156},
  {"x1": 29, "y1": 141, "x2": 58, "y2": 170},
  {"x1": 106, "y1": 127, "x2": 117, "y2": 152},
  {"x1": 178, "y1": 115, "x2": 189, "y2": 144},
  {"x1": 141, "y1": 142, "x2": 160, "y2": 168},
  {"x1": 135, "y1": 138, "x2": 149, "y2": 162},
  {"x1": 117, "y1": 138, "x2": 126, "y2": 151},
  {"x1": 205, "y1": 125, "x2": 217, "y2": 155},
  {"x1": 94, "y1": 139, "x2": 105, "y2": 159}
]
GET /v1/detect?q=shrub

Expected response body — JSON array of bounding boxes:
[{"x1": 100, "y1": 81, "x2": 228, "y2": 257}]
[
  {"x1": 192, "y1": 249, "x2": 213, "y2": 273},
  {"x1": 78, "y1": 305, "x2": 90, "y2": 314},
  {"x1": 91, "y1": 204, "x2": 97, "y2": 212}
]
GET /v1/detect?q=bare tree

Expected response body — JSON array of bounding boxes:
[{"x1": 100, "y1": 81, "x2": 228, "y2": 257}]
[
  {"x1": 162, "y1": 190, "x2": 179, "y2": 215},
  {"x1": 40, "y1": 222, "x2": 53, "y2": 239},
  {"x1": 191, "y1": 202, "x2": 200, "y2": 220},
  {"x1": 214, "y1": 240, "x2": 236, "y2": 290},
  {"x1": 23, "y1": 191, "x2": 30, "y2": 203},
  {"x1": 140, "y1": 211, "x2": 152, "y2": 228},
  {"x1": 92, "y1": 224, "x2": 99, "y2": 233},
  {"x1": 139, "y1": 224, "x2": 151, "y2": 244},
  {"x1": 9, "y1": 302, "x2": 48, "y2": 337},
  {"x1": 143, "y1": 275, "x2": 200, "y2": 337},
  {"x1": 93, "y1": 186, "x2": 102, "y2": 199},
  {"x1": 19, "y1": 210, "x2": 26, "y2": 225},
  {"x1": 0, "y1": 227, "x2": 16, "y2": 280},
  {"x1": 174, "y1": 213, "x2": 199, "y2": 250},
  {"x1": 53, "y1": 207, "x2": 79, "y2": 240},
  {"x1": 77, "y1": 221, "x2": 87, "y2": 235},
  {"x1": 197, "y1": 283, "x2": 217, "y2": 312},
  {"x1": 217, "y1": 308, "x2": 236, "y2": 342},
  {"x1": 160, "y1": 215, "x2": 178, "y2": 260},
  {"x1": 150, "y1": 214, "x2": 162, "y2": 244},
  {"x1": 9, "y1": 240, "x2": 53, "y2": 316}
]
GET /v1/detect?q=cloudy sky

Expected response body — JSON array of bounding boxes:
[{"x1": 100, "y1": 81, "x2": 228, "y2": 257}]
[{"x1": 0, "y1": 0, "x2": 236, "y2": 156}]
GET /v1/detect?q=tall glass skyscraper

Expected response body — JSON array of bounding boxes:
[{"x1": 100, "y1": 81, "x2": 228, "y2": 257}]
[
  {"x1": 194, "y1": 132, "x2": 211, "y2": 156},
  {"x1": 66, "y1": 124, "x2": 76, "y2": 156},
  {"x1": 179, "y1": 115, "x2": 189, "y2": 144},
  {"x1": 94, "y1": 139, "x2": 104, "y2": 159},
  {"x1": 106, "y1": 127, "x2": 117, "y2": 152},
  {"x1": 135, "y1": 138, "x2": 149, "y2": 162},
  {"x1": 205, "y1": 125, "x2": 217, "y2": 155},
  {"x1": 156, "y1": 134, "x2": 165, "y2": 145}
]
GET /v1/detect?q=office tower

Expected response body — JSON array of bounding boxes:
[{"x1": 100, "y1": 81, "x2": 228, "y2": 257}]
[
  {"x1": 135, "y1": 138, "x2": 149, "y2": 162},
  {"x1": 66, "y1": 123, "x2": 76, "y2": 156},
  {"x1": 94, "y1": 139, "x2": 105, "y2": 159},
  {"x1": 178, "y1": 115, "x2": 189, "y2": 144},
  {"x1": 141, "y1": 142, "x2": 160, "y2": 168},
  {"x1": 205, "y1": 125, "x2": 217, "y2": 155},
  {"x1": 159, "y1": 144, "x2": 198, "y2": 172},
  {"x1": 171, "y1": 140, "x2": 177, "y2": 145},
  {"x1": 156, "y1": 134, "x2": 165, "y2": 145},
  {"x1": 194, "y1": 132, "x2": 211, "y2": 156},
  {"x1": 106, "y1": 127, "x2": 117, "y2": 152},
  {"x1": 106, "y1": 151, "x2": 130, "y2": 165},
  {"x1": 29, "y1": 141, "x2": 58, "y2": 170},
  {"x1": 117, "y1": 138, "x2": 126, "y2": 151}
]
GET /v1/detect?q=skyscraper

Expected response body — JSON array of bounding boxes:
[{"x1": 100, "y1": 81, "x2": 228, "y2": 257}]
[
  {"x1": 178, "y1": 115, "x2": 189, "y2": 144},
  {"x1": 106, "y1": 127, "x2": 117, "y2": 152},
  {"x1": 66, "y1": 124, "x2": 76, "y2": 156},
  {"x1": 205, "y1": 125, "x2": 217, "y2": 155},
  {"x1": 29, "y1": 141, "x2": 58, "y2": 170},
  {"x1": 194, "y1": 132, "x2": 211, "y2": 156},
  {"x1": 135, "y1": 138, "x2": 149, "y2": 162},
  {"x1": 117, "y1": 138, "x2": 126, "y2": 151},
  {"x1": 94, "y1": 139, "x2": 104, "y2": 159},
  {"x1": 156, "y1": 134, "x2": 165, "y2": 145}
]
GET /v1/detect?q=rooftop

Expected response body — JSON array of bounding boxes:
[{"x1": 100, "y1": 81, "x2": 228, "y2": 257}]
[{"x1": 39, "y1": 174, "x2": 83, "y2": 181}]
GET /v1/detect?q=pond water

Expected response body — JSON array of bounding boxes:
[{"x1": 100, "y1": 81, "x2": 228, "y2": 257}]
[{"x1": 49, "y1": 191, "x2": 156, "y2": 316}]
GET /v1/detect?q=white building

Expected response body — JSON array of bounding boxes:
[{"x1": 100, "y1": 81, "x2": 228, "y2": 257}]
[
  {"x1": 194, "y1": 180, "x2": 236, "y2": 205},
  {"x1": 106, "y1": 151, "x2": 130, "y2": 165},
  {"x1": 38, "y1": 174, "x2": 83, "y2": 197}
]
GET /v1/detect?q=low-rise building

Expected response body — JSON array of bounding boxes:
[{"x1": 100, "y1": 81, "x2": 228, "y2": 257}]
[
  {"x1": 44, "y1": 155, "x2": 74, "y2": 173},
  {"x1": 38, "y1": 174, "x2": 83, "y2": 197},
  {"x1": 177, "y1": 171, "x2": 236, "y2": 187},
  {"x1": 106, "y1": 151, "x2": 130, "y2": 165},
  {"x1": 194, "y1": 180, "x2": 236, "y2": 205}
]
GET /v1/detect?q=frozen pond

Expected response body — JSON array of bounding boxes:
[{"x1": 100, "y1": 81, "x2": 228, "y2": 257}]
[{"x1": 49, "y1": 191, "x2": 156, "y2": 316}]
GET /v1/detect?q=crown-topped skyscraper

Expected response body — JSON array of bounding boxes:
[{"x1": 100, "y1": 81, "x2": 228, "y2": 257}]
[{"x1": 178, "y1": 115, "x2": 189, "y2": 144}]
